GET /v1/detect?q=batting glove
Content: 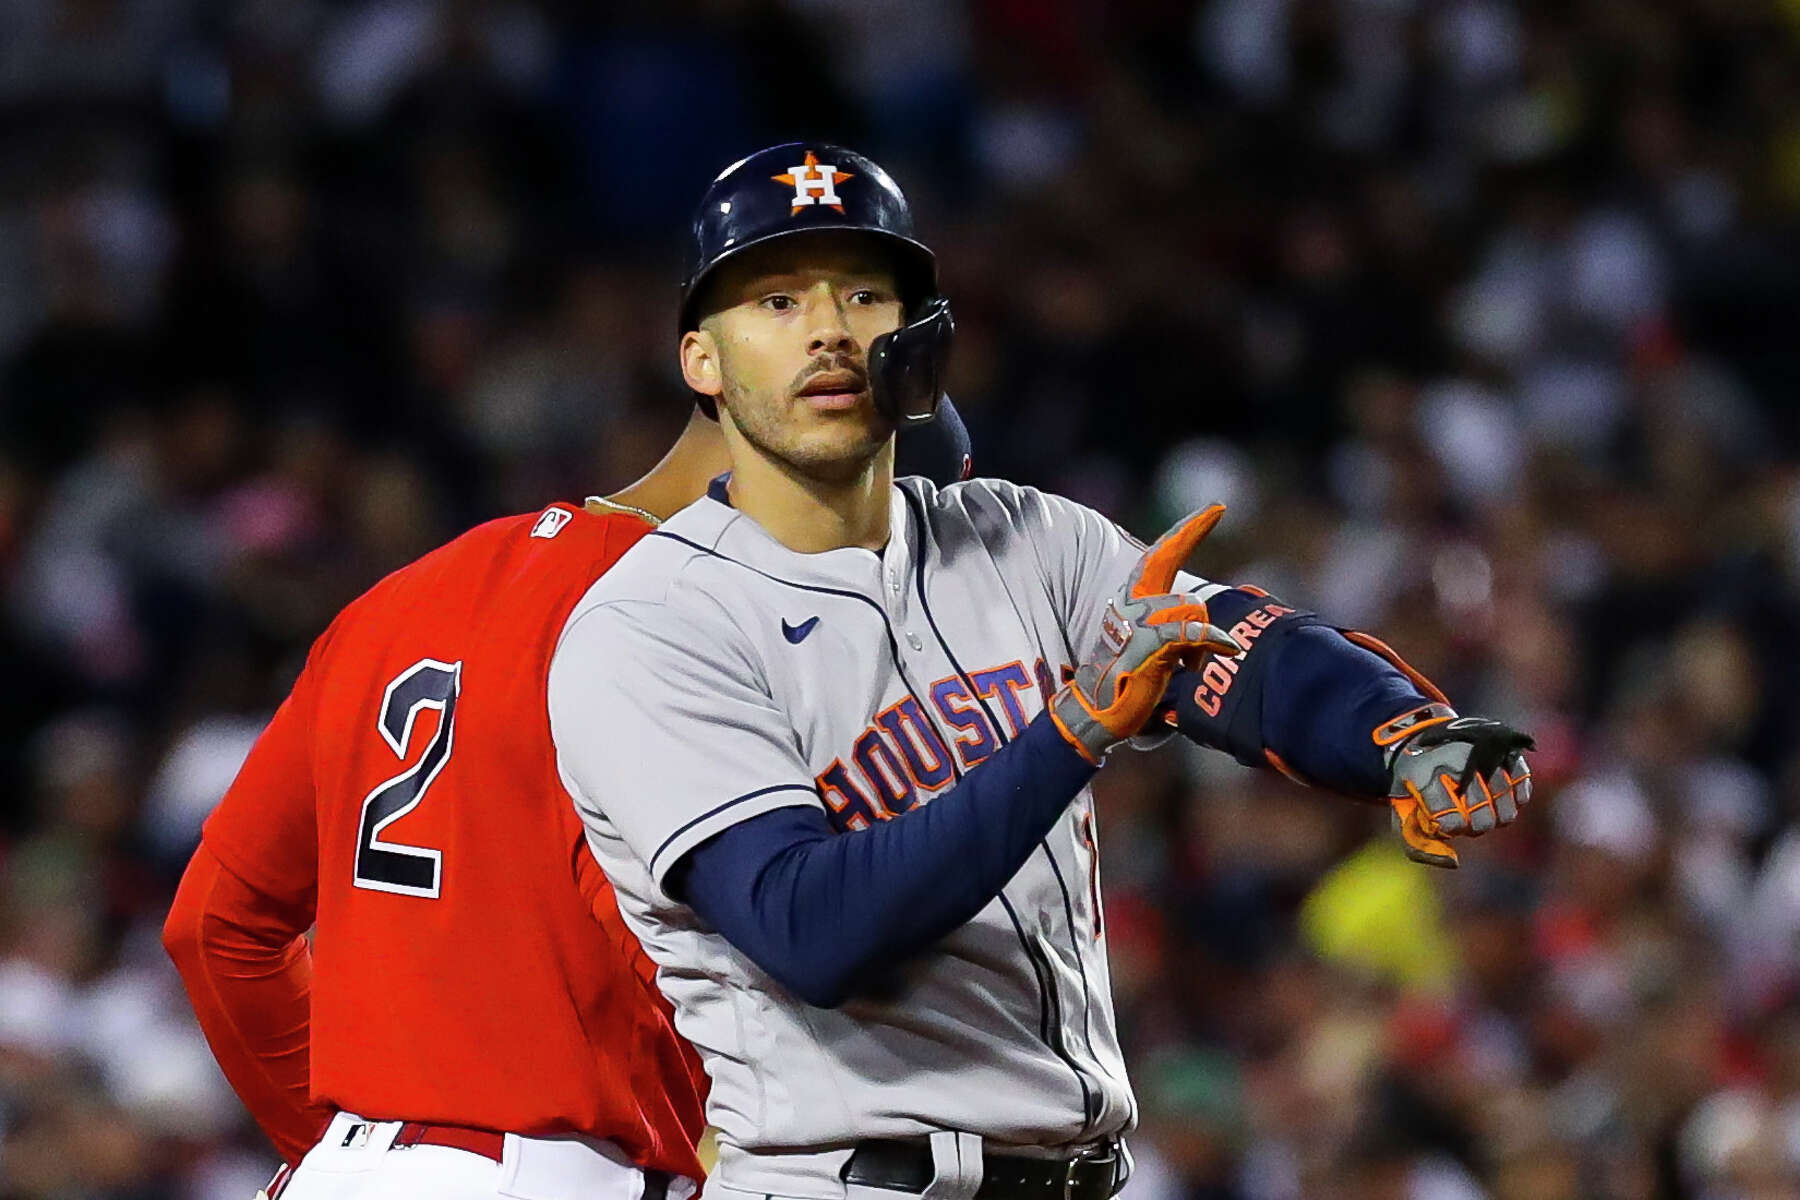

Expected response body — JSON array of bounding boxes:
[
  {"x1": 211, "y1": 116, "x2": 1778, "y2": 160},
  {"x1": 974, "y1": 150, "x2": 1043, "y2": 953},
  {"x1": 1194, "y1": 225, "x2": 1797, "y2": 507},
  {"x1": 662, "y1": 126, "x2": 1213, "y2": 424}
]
[
  {"x1": 1380, "y1": 703, "x2": 1535, "y2": 868},
  {"x1": 1050, "y1": 506, "x2": 1245, "y2": 763}
]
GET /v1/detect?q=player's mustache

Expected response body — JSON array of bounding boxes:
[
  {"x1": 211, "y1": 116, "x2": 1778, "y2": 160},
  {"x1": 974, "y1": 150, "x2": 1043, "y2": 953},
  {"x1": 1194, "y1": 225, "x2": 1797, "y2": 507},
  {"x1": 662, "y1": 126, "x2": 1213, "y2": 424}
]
[{"x1": 791, "y1": 356, "x2": 868, "y2": 396}]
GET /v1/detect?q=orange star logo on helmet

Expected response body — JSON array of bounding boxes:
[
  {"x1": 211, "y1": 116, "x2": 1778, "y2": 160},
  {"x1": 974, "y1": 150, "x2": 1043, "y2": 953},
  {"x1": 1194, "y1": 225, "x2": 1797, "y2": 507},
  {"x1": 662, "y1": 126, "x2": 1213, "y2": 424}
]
[{"x1": 773, "y1": 151, "x2": 853, "y2": 215}]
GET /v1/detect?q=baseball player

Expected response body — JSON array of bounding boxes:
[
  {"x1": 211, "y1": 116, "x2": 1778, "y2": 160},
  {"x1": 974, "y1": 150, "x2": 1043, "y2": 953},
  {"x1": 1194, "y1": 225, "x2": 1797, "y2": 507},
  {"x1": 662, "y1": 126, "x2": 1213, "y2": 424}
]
[
  {"x1": 160, "y1": 312, "x2": 976, "y2": 1193},
  {"x1": 549, "y1": 143, "x2": 1533, "y2": 1200}
]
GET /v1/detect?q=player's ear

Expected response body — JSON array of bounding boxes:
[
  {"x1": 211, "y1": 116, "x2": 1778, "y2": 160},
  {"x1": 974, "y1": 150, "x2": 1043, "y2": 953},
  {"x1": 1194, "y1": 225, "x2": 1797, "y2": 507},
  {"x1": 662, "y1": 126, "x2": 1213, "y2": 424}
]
[{"x1": 680, "y1": 328, "x2": 723, "y2": 400}]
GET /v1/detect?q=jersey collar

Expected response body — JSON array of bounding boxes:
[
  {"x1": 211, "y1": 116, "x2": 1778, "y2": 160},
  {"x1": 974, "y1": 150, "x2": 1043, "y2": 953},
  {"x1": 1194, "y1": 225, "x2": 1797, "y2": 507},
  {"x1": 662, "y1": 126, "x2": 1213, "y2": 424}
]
[{"x1": 674, "y1": 478, "x2": 916, "y2": 597}]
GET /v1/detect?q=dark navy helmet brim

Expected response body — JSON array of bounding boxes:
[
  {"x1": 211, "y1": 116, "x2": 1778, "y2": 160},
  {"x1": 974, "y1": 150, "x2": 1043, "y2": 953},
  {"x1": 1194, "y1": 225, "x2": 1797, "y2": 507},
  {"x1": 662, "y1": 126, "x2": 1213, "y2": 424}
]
[
  {"x1": 678, "y1": 142, "x2": 939, "y2": 334},
  {"x1": 678, "y1": 223, "x2": 938, "y2": 332}
]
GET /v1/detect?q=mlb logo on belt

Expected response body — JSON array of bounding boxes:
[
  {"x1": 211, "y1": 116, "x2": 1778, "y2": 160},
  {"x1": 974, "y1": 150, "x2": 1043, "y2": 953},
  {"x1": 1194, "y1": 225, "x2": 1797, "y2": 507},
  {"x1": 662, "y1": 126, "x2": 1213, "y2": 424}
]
[
  {"x1": 531, "y1": 507, "x2": 574, "y2": 539},
  {"x1": 773, "y1": 151, "x2": 853, "y2": 215}
]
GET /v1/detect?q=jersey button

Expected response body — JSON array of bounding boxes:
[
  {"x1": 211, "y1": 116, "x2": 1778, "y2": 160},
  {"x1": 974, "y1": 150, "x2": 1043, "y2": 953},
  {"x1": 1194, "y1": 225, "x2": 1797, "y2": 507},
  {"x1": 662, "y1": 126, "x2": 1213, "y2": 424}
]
[{"x1": 905, "y1": 631, "x2": 924, "y2": 651}]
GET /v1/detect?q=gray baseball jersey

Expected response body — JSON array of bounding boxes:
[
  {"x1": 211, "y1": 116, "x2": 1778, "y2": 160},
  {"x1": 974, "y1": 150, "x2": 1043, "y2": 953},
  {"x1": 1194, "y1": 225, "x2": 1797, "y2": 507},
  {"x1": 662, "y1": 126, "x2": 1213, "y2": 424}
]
[{"x1": 548, "y1": 477, "x2": 1220, "y2": 1188}]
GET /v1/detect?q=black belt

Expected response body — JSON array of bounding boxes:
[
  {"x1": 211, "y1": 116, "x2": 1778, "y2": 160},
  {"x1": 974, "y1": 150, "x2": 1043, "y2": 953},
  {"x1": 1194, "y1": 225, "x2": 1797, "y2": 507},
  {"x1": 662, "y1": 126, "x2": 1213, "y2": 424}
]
[{"x1": 843, "y1": 1139, "x2": 1122, "y2": 1200}]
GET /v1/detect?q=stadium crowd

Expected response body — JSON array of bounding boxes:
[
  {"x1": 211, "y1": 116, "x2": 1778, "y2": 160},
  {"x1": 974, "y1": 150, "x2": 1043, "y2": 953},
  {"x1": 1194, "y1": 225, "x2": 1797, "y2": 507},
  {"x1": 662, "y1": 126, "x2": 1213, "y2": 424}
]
[{"x1": 3, "y1": 1, "x2": 1800, "y2": 1197}]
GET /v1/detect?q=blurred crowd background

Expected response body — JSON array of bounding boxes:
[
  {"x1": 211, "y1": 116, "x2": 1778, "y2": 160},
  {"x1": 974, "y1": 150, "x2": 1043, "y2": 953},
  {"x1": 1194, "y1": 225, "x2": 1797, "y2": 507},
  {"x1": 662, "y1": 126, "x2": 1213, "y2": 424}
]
[{"x1": 4, "y1": 1, "x2": 1800, "y2": 1197}]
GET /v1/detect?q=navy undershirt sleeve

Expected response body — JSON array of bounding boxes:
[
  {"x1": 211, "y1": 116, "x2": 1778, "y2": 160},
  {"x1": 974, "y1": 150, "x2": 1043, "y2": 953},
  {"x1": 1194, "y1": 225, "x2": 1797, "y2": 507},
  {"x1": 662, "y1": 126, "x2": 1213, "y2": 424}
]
[
  {"x1": 667, "y1": 714, "x2": 1095, "y2": 1008},
  {"x1": 1167, "y1": 588, "x2": 1431, "y2": 796},
  {"x1": 1254, "y1": 624, "x2": 1430, "y2": 793}
]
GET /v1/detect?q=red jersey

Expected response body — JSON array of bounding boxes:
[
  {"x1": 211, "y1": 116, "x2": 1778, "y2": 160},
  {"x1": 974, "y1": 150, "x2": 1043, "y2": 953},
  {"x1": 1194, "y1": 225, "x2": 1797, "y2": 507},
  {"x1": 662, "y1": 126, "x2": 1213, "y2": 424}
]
[{"x1": 198, "y1": 503, "x2": 705, "y2": 1177}]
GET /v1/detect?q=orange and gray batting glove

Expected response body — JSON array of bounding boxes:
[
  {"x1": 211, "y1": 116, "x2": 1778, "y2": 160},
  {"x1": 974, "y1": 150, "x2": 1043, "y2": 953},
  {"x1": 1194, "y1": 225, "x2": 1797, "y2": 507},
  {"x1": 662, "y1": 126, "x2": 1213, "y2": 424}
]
[
  {"x1": 1049, "y1": 506, "x2": 1245, "y2": 764},
  {"x1": 1379, "y1": 704, "x2": 1535, "y2": 868}
]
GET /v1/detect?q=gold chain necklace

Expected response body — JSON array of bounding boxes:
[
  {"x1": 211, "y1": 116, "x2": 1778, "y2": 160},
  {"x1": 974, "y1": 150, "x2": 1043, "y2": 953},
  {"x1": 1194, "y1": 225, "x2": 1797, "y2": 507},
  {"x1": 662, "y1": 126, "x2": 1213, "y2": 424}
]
[{"x1": 584, "y1": 495, "x2": 662, "y2": 526}]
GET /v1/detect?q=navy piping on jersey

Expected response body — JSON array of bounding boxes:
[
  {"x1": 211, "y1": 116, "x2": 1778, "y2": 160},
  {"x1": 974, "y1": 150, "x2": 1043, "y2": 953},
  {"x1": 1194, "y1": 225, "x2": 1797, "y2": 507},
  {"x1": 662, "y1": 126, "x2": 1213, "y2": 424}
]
[
  {"x1": 961, "y1": 493, "x2": 1103, "y2": 1067},
  {"x1": 899, "y1": 487, "x2": 1100, "y2": 1134},
  {"x1": 646, "y1": 527, "x2": 949, "y2": 743},
  {"x1": 649, "y1": 528, "x2": 908, "y2": 666},
  {"x1": 651, "y1": 517, "x2": 1093, "y2": 1118},
  {"x1": 998, "y1": 892, "x2": 1059, "y2": 1041},
  {"x1": 649, "y1": 783, "x2": 818, "y2": 878},
  {"x1": 961, "y1": 500, "x2": 1101, "y2": 1068},
  {"x1": 1039, "y1": 840, "x2": 1100, "y2": 1065}
]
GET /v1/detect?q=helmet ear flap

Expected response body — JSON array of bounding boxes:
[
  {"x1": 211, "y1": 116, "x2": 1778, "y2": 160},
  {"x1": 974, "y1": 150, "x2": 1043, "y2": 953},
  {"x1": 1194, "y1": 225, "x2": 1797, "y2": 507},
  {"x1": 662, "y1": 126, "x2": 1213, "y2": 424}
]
[{"x1": 869, "y1": 297, "x2": 954, "y2": 427}]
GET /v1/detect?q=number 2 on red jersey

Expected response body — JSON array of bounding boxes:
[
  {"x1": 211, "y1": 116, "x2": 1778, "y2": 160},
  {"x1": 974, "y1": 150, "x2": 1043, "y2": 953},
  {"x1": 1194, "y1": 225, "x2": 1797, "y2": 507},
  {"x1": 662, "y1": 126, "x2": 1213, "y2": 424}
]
[{"x1": 354, "y1": 658, "x2": 462, "y2": 898}]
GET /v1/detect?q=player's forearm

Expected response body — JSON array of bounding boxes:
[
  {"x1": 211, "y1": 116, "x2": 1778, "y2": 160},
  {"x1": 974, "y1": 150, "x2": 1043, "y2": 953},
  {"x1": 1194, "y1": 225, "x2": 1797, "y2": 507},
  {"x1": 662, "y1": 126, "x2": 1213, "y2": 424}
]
[
  {"x1": 673, "y1": 714, "x2": 1095, "y2": 1007},
  {"x1": 163, "y1": 843, "x2": 332, "y2": 1164},
  {"x1": 1164, "y1": 588, "x2": 1432, "y2": 795}
]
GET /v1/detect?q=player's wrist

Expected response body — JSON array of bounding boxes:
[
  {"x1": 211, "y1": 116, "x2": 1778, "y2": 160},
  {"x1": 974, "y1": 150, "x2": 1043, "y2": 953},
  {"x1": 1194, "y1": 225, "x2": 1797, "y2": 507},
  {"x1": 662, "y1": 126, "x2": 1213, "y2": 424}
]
[
  {"x1": 1049, "y1": 685, "x2": 1110, "y2": 763},
  {"x1": 1374, "y1": 702, "x2": 1458, "y2": 778}
]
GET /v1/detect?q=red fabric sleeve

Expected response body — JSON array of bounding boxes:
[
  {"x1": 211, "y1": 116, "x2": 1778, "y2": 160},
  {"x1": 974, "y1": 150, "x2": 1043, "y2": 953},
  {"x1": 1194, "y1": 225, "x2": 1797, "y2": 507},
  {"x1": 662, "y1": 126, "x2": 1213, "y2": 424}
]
[
  {"x1": 163, "y1": 842, "x2": 334, "y2": 1164},
  {"x1": 169, "y1": 629, "x2": 333, "y2": 1163},
  {"x1": 199, "y1": 646, "x2": 324, "y2": 909}
]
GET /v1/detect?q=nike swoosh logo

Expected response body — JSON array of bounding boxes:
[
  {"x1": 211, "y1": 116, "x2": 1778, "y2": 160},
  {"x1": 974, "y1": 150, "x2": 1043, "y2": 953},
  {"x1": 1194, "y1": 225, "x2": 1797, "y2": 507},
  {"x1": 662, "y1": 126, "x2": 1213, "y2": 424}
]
[{"x1": 782, "y1": 616, "x2": 820, "y2": 644}]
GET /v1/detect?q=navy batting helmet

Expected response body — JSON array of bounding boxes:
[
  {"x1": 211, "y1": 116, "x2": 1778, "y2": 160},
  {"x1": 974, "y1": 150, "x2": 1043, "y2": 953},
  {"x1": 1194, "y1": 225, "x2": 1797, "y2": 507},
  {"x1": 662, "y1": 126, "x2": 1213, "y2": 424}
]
[{"x1": 680, "y1": 142, "x2": 952, "y2": 428}]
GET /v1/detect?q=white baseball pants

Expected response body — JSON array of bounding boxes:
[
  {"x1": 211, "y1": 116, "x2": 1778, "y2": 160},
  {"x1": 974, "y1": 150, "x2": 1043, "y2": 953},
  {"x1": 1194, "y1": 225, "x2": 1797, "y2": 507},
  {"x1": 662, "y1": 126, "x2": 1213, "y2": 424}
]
[{"x1": 266, "y1": 1112, "x2": 691, "y2": 1200}]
